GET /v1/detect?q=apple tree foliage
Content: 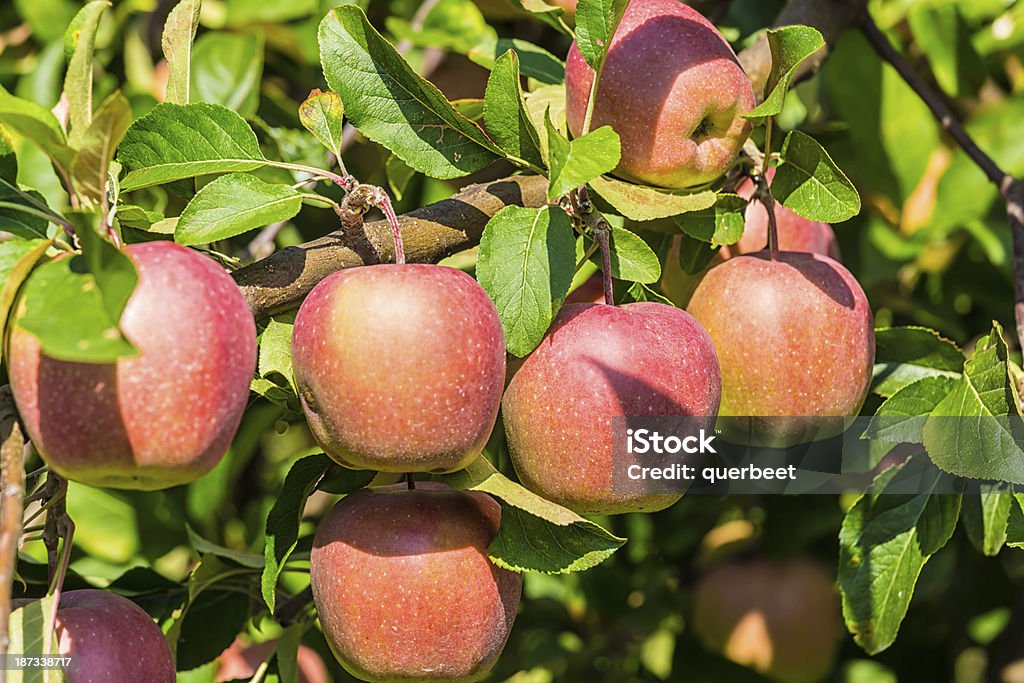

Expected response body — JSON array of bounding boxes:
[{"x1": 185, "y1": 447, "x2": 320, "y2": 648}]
[{"x1": 0, "y1": 0, "x2": 1023, "y2": 680}]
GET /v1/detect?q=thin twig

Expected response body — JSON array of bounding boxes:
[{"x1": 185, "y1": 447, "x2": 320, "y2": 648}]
[
  {"x1": 275, "y1": 586, "x2": 313, "y2": 627},
  {"x1": 41, "y1": 473, "x2": 67, "y2": 587},
  {"x1": 860, "y1": 12, "x2": 1024, "y2": 349},
  {"x1": 0, "y1": 387, "x2": 25, "y2": 682}
]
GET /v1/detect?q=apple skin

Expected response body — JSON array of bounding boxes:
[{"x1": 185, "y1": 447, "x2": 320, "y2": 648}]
[
  {"x1": 7, "y1": 242, "x2": 256, "y2": 490},
  {"x1": 502, "y1": 302, "x2": 721, "y2": 515},
  {"x1": 686, "y1": 253, "x2": 874, "y2": 446},
  {"x1": 565, "y1": 0, "x2": 755, "y2": 188},
  {"x1": 693, "y1": 559, "x2": 841, "y2": 683},
  {"x1": 292, "y1": 264, "x2": 505, "y2": 473},
  {"x1": 310, "y1": 482, "x2": 522, "y2": 682},
  {"x1": 12, "y1": 590, "x2": 175, "y2": 683},
  {"x1": 216, "y1": 637, "x2": 328, "y2": 683}
]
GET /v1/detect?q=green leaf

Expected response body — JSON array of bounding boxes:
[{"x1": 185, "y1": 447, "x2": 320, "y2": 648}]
[
  {"x1": 0, "y1": 124, "x2": 17, "y2": 183},
  {"x1": 437, "y1": 457, "x2": 625, "y2": 573},
  {"x1": 262, "y1": 455, "x2": 373, "y2": 612},
  {"x1": 744, "y1": 26, "x2": 825, "y2": 123},
  {"x1": 1005, "y1": 493, "x2": 1024, "y2": 550},
  {"x1": 70, "y1": 211, "x2": 139, "y2": 331},
  {"x1": 70, "y1": 90, "x2": 133, "y2": 201},
  {"x1": 171, "y1": 555, "x2": 254, "y2": 670},
  {"x1": 524, "y1": 84, "x2": 566, "y2": 164},
  {"x1": 962, "y1": 483, "x2": 1012, "y2": 557},
  {"x1": 385, "y1": 154, "x2": 416, "y2": 202},
  {"x1": 545, "y1": 115, "x2": 620, "y2": 201},
  {"x1": 191, "y1": 30, "x2": 264, "y2": 118},
  {"x1": 676, "y1": 233, "x2": 720, "y2": 275},
  {"x1": 299, "y1": 89, "x2": 345, "y2": 160},
  {"x1": 273, "y1": 624, "x2": 303, "y2": 683},
  {"x1": 9, "y1": 593, "x2": 61, "y2": 681},
  {"x1": 596, "y1": 225, "x2": 661, "y2": 284},
  {"x1": 262, "y1": 455, "x2": 330, "y2": 612},
  {"x1": 863, "y1": 375, "x2": 958, "y2": 443},
  {"x1": 484, "y1": 51, "x2": 546, "y2": 172},
  {"x1": 615, "y1": 281, "x2": 672, "y2": 306},
  {"x1": 318, "y1": 5, "x2": 500, "y2": 179},
  {"x1": 115, "y1": 204, "x2": 165, "y2": 231},
  {"x1": 873, "y1": 326, "x2": 964, "y2": 397},
  {"x1": 0, "y1": 181, "x2": 56, "y2": 239},
  {"x1": 0, "y1": 238, "x2": 51, "y2": 366},
  {"x1": 14, "y1": 0, "x2": 79, "y2": 44},
  {"x1": 258, "y1": 312, "x2": 297, "y2": 397},
  {"x1": 0, "y1": 85, "x2": 73, "y2": 171},
  {"x1": 923, "y1": 322, "x2": 1024, "y2": 483},
  {"x1": 588, "y1": 175, "x2": 716, "y2": 221},
  {"x1": 675, "y1": 193, "x2": 746, "y2": 246},
  {"x1": 186, "y1": 525, "x2": 264, "y2": 568},
  {"x1": 469, "y1": 37, "x2": 566, "y2": 85},
  {"x1": 574, "y1": 0, "x2": 629, "y2": 71},
  {"x1": 224, "y1": 0, "x2": 316, "y2": 25},
  {"x1": 14, "y1": 256, "x2": 137, "y2": 362},
  {"x1": 839, "y1": 456, "x2": 960, "y2": 655},
  {"x1": 65, "y1": 482, "x2": 139, "y2": 562},
  {"x1": 452, "y1": 99, "x2": 485, "y2": 121},
  {"x1": 774, "y1": 130, "x2": 861, "y2": 223},
  {"x1": 908, "y1": 5, "x2": 985, "y2": 98},
  {"x1": 64, "y1": 1, "x2": 110, "y2": 146},
  {"x1": 118, "y1": 103, "x2": 267, "y2": 191},
  {"x1": 175, "y1": 174, "x2": 303, "y2": 245},
  {"x1": 511, "y1": 0, "x2": 571, "y2": 34},
  {"x1": 477, "y1": 205, "x2": 576, "y2": 357},
  {"x1": 385, "y1": 0, "x2": 494, "y2": 55},
  {"x1": 162, "y1": 0, "x2": 202, "y2": 104}
]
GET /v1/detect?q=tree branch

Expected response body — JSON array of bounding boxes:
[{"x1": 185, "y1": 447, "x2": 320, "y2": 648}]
[
  {"x1": 235, "y1": 174, "x2": 548, "y2": 319},
  {"x1": 233, "y1": 0, "x2": 871, "y2": 320},
  {"x1": 859, "y1": 13, "x2": 1024, "y2": 350},
  {"x1": 0, "y1": 386, "x2": 25, "y2": 680}
]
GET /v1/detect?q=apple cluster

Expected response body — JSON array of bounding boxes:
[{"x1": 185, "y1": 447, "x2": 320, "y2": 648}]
[{"x1": 4, "y1": 1, "x2": 870, "y2": 681}]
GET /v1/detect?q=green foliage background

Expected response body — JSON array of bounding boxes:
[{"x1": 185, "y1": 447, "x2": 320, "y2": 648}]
[{"x1": 3, "y1": 0, "x2": 1024, "y2": 681}]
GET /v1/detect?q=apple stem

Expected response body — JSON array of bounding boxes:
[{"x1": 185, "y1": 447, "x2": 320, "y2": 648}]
[
  {"x1": 407, "y1": 473, "x2": 416, "y2": 490},
  {"x1": 373, "y1": 190, "x2": 405, "y2": 266},
  {"x1": 335, "y1": 183, "x2": 406, "y2": 265},
  {"x1": 595, "y1": 228, "x2": 615, "y2": 305},
  {"x1": 764, "y1": 196, "x2": 780, "y2": 261},
  {"x1": 753, "y1": 174, "x2": 780, "y2": 261},
  {"x1": 573, "y1": 186, "x2": 616, "y2": 305}
]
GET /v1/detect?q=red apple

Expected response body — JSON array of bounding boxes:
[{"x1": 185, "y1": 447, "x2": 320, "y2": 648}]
[
  {"x1": 292, "y1": 264, "x2": 505, "y2": 473},
  {"x1": 693, "y1": 559, "x2": 841, "y2": 683},
  {"x1": 502, "y1": 302, "x2": 721, "y2": 515},
  {"x1": 565, "y1": 0, "x2": 755, "y2": 188},
  {"x1": 687, "y1": 253, "x2": 874, "y2": 446},
  {"x1": 310, "y1": 482, "x2": 521, "y2": 682},
  {"x1": 12, "y1": 589, "x2": 175, "y2": 683},
  {"x1": 8, "y1": 241, "x2": 256, "y2": 490}
]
